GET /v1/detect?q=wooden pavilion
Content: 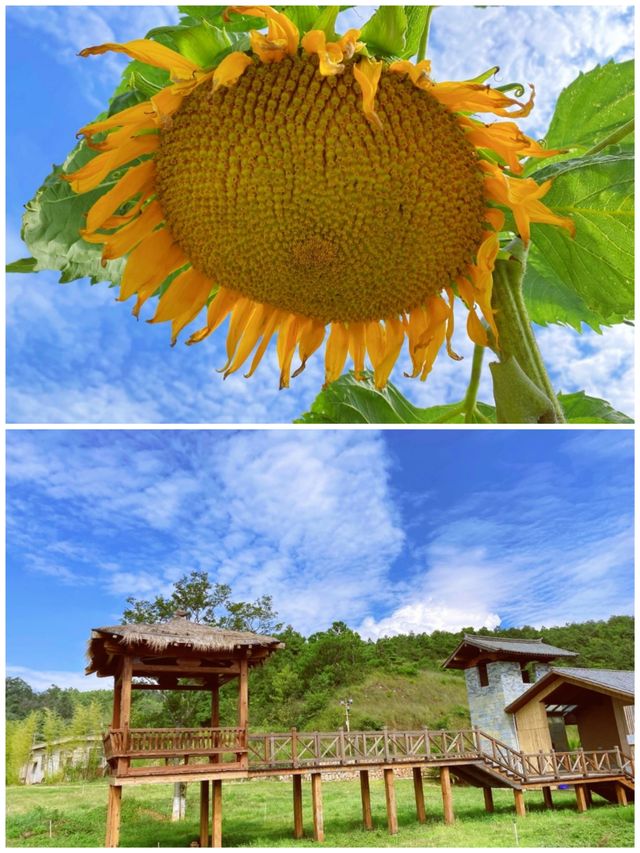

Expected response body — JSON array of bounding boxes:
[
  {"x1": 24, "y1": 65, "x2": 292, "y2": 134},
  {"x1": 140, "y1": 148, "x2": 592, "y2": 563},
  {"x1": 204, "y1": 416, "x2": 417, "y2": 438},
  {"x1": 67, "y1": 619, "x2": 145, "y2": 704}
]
[{"x1": 86, "y1": 612, "x2": 283, "y2": 846}]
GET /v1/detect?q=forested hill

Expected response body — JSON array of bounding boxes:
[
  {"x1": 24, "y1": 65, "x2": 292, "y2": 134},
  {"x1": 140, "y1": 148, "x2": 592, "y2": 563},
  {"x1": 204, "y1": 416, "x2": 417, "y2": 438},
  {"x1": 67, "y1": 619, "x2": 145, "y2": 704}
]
[{"x1": 6, "y1": 615, "x2": 633, "y2": 734}]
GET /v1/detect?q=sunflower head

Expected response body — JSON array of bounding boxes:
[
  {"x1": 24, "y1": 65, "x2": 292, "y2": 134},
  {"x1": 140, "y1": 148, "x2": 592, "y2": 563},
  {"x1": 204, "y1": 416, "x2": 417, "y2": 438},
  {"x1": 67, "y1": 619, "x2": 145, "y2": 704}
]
[{"x1": 66, "y1": 6, "x2": 574, "y2": 389}]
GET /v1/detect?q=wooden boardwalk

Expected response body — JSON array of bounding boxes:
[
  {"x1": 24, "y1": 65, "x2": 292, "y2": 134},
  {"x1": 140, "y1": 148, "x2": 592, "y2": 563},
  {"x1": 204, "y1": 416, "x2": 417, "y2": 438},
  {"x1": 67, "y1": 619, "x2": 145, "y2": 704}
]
[{"x1": 102, "y1": 725, "x2": 634, "y2": 846}]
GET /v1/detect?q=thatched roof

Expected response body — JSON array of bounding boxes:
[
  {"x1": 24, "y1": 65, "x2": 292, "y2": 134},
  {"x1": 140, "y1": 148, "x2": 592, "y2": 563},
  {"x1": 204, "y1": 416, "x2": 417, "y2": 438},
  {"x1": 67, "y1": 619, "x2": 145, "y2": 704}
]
[{"x1": 86, "y1": 612, "x2": 284, "y2": 676}]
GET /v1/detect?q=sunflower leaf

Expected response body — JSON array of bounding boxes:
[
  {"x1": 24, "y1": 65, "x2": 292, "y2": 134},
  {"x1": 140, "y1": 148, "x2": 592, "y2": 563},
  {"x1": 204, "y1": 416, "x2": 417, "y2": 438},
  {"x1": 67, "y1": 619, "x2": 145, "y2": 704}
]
[
  {"x1": 178, "y1": 6, "x2": 267, "y2": 33},
  {"x1": 295, "y1": 372, "x2": 496, "y2": 424},
  {"x1": 545, "y1": 60, "x2": 634, "y2": 151},
  {"x1": 6, "y1": 257, "x2": 37, "y2": 274},
  {"x1": 360, "y1": 6, "x2": 407, "y2": 58},
  {"x1": 16, "y1": 143, "x2": 125, "y2": 286},
  {"x1": 283, "y1": 6, "x2": 321, "y2": 35},
  {"x1": 558, "y1": 391, "x2": 633, "y2": 424},
  {"x1": 527, "y1": 152, "x2": 633, "y2": 326},
  {"x1": 400, "y1": 6, "x2": 430, "y2": 60},
  {"x1": 311, "y1": 6, "x2": 341, "y2": 39},
  {"x1": 170, "y1": 22, "x2": 233, "y2": 67}
]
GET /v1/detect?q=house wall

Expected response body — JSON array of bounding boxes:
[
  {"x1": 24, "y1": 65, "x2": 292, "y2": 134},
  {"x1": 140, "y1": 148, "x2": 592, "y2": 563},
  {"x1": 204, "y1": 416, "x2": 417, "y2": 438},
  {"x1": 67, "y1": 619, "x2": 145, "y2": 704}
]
[
  {"x1": 613, "y1": 699, "x2": 634, "y2": 757},
  {"x1": 514, "y1": 700, "x2": 553, "y2": 753},
  {"x1": 21, "y1": 737, "x2": 106, "y2": 784},
  {"x1": 575, "y1": 696, "x2": 623, "y2": 753}
]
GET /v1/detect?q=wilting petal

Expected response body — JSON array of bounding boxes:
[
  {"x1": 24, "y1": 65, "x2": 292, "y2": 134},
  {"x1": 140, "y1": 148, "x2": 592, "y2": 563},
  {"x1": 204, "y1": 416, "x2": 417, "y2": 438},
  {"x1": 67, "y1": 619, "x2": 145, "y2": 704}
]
[
  {"x1": 212, "y1": 52, "x2": 254, "y2": 90},
  {"x1": 354, "y1": 58, "x2": 383, "y2": 129},
  {"x1": 79, "y1": 40, "x2": 200, "y2": 81}
]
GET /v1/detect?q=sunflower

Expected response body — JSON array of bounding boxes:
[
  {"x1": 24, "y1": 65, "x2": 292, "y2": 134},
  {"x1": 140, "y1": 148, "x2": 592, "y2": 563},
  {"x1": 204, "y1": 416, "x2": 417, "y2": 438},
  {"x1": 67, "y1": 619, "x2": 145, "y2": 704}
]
[{"x1": 66, "y1": 5, "x2": 574, "y2": 389}]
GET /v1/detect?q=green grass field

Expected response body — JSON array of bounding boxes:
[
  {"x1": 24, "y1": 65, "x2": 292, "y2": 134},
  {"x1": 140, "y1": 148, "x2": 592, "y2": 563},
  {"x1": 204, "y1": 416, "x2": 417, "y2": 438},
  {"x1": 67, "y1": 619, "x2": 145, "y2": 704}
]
[{"x1": 6, "y1": 777, "x2": 634, "y2": 848}]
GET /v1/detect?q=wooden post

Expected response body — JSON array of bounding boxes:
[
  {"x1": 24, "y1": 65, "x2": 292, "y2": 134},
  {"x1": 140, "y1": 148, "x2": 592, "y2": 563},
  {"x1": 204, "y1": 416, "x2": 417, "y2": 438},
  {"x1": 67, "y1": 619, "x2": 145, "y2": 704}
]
[
  {"x1": 584, "y1": 786, "x2": 592, "y2": 807},
  {"x1": 200, "y1": 781, "x2": 209, "y2": 847},
  {"x1": 311, "y1": 773, "x2": 324, "y2": 842},
  {"x1": 293, "y1": 775, "x2": 304, "y2": 839},
  {"x1": 483, "y1": 787, "x2": 494, "y2": 813},
  {"x1": 413, "y1": 767, "x2": 426, "y2": 823},
  {"x1": 360, "y1": 770, "x2": 373, "y2": 830},
  {"x1": 384, "y1": 768, "x2": 398, "y2": 835},
  {"x1": 615, "y1": 782, "x2": 628, "y2": 806},
  {"x1": 440, "y1": 766, "x2": 454, "y2": 825},
  {"x1": 514, "y1": 789, "x2": 526, "y2": 817},
  {"x1": 112, "y1": 678, "x2": 122, "y2": 729},
  {"x1": 105, "y1": 784, "x2": 122, "y2": 848},
  {"x1": 542, "y1": 786, "x2": 554, "y2": 809},
  {"x1": 212, "y1": 780, "x2": 222, "y2": 847},
  {"x1": 238, "y1": 657, "x2": 249, "y2": 769},
  {"x1": 117, "y1": 655, "x2": 133, "y2": 776},
  {"x1": 575, "y1": 784, "x2": 588, "y2": 813},
  {"x1": 210, "y1": 675, "x2": 220, "y2": 764}
]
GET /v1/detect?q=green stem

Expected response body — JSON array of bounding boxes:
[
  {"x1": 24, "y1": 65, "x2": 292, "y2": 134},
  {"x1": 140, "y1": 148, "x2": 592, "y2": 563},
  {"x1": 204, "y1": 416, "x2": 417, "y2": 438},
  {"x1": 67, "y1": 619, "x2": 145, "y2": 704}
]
[
  {"x1": 583, "y1": 119, "x2": 634, "y2": 157},
  {"x1": 417, "y1": 7, "x2": 435, "y2": 63},
  {"x1": 462, "y1": 345, "x2": 485, "y2": 423},
  {"x1": 492, "y1": 240, "x2": 566, "y2": 423}
]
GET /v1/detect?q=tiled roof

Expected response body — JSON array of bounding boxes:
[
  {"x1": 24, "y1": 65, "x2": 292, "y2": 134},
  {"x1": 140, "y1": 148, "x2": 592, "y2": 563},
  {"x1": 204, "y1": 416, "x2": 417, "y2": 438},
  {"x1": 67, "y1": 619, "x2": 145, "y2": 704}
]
[{"x1": 462, "y1": 634, "x2": 577, "y2": 658}]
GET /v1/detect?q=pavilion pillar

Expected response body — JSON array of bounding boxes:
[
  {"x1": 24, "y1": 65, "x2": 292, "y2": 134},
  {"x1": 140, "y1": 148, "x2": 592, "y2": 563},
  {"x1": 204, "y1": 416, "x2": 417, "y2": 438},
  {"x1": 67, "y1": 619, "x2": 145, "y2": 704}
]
[
  {"x1": 359, "y1": 770, "x2": 373, "y2": 830},
  {"x1": 542, "y1": 786, "x2": 554, "y2": 809},
  {"x1": 384, "y1": 768, "x2": 398, "y2": 835},
  {"x1": 105, "y1": 784, "x2": 122, "y2": 848},
  {"x1": 413, "y1": 767, "x2": 426, "y2": 823},
  {"x1": 200, "y1": 781, "x2": 210, "y2": 847},
  {"x1": 440, "y1": 767, "x2": 454, "y2": 825},
  {"x1": 483, "y1": 787, "x2": 494, "y2": 813},
  {"x1": 212, "y1": 780, "x2": 222, "y2": 847},
  {"x1": 615, "y1": 782, "x2": 628, "y2": 806},
  {"x1": 311, "y1": 772, "x2": 324, "y2": 842},
  {"x1": 117, "y1": 655, "x2": 133, "y2": 776},
  {"x1": 237, "y1": 657, "x2": 249, "y2": 770},
  {"x1": 514, "y1": 789, "x2": 526, "y2": 817},
  {"x1": 210, "y1": 675, "x2": 220, "y2": 764},
  {"x1": 293, "y1": 775, "x2": 304, "y2": 839},
  {"x1": 112, "y1": 677, "x2": 122, "y2": 729},
  {"x1": 575, "y1": 784, "x2": 588, "y2": 813},
  {"x1": 585, "y1": 787, "x2": 593, "y2": 807}
]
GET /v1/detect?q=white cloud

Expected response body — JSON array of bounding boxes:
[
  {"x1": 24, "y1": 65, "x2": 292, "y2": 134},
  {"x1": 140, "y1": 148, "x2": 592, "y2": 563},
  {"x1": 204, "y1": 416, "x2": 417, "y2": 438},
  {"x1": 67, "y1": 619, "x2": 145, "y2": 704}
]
[
  {"x1": 360, "y1": 602, "x2": 500, "y2": 641},
  {"x1": 7, "y1": 665, "x2": 103, "y2": 693}
]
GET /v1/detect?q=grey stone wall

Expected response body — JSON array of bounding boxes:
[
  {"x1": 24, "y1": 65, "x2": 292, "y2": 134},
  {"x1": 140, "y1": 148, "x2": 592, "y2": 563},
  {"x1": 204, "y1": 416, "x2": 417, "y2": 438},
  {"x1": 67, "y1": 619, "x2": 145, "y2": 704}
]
[
  {"x1": 464, "y1": 661, "x2": 534, "y2": 750},
  {"x1": 534, "y1": 662, "x2": 552, "y2": 681}
]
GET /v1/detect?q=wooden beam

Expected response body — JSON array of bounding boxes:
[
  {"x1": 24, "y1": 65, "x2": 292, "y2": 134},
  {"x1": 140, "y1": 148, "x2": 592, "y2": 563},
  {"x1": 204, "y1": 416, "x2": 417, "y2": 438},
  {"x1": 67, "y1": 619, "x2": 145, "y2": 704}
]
[
  {"x1": 413, "y1": 767, "x2": 426, "y2": 824},
  {"x1": 575, "y1": 784, "x2": 588, "y2": 813},
  {"x1": 615, "y1": 782, "x2": 628, "y2": 806},
  {"x1": 293, "y1": 775, "x2": 304, "y2": 839},
  {"x1": 212, "y1": 780, "x2": 222, "y2": 847},
  {"x1": 311, "y1": 772, "x2": 324, "y2": 842},
  {"x1": 384, "y1": 768, "x2": 398, "y2": 835},
  {"x1": 483, "y1": 787, "x2": 494, "y2": 813},
  {"x1": 105, "y1": 784, "x2": 122, "y2": 848},
  {"x1": 542, "y1": 786, "x2": 554, "y2": 809},
  {"x1": 133, "y1": 663, "x2": 240, "y2": 675},
  {"x1": 200, "y1": 781, "x2": 209, "y2": 847},
  {"x1": 514, "y1": 789, "x2": 526, "y2": 817},
  {"x1": 440, "y1": 767, "x2": 454, "y2": 825},
  {"x1": 360, "y1": 770, "x2": 373, "y2": 830},
  {"x1": 132, "y1": 683, "x2": 212, "y2": 691}
]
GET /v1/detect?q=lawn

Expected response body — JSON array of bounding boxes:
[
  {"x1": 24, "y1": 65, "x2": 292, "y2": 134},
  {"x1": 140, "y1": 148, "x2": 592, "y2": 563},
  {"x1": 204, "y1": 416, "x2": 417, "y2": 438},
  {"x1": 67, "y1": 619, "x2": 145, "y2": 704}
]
[{"x1": 6, "y1": 777, "x2": 634, "y2": 848}]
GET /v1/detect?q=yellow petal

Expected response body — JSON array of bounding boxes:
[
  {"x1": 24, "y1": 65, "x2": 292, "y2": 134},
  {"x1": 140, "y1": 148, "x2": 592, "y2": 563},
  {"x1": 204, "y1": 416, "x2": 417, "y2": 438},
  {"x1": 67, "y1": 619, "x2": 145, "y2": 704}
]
[
  {"x1": 187, "y1": 288, "x2": 240, "y2": 346},
  {"x1": 467, "y1": 309, "x2": 489, "y2": 347},
  {"x1": 120, "y1": 227, "x2": 182, "y2": 302},
  {"x1": 353, "y1": 58, "x2": 383, "y2": 129},
  {"x1": 292, "y1": 319, "x2": 325, "y2": 378},
  {"x1": 277, "y1": 315, "x2": 303, "y2": 389},
  {"x1": 365, "y1": 321, "x2": 385, "y2": 367},
  {"x1": 79, "y1": 40, "x2": 200, "y2": 81},
  {"x1": 245, "y1": 309, "x2": 284, "y2": 378},
  {"x1": 220, "y1": 298, "x2": 255, "y2": 370},
  {"x1": 301, "y1": 30, "x2": 344, "y2": 76},
  {"x1": 228, "y1": 6, "x2": 299, "y2": 55},
  {"x1": 223, "y1": 303, "x2": 271, "y2": 377},
  {"x1": 324, "y1": 323, "x2": 350, "y2": 386},
  {"x1": 373, "y1": 318, "x2": 405, "y2": 389},
  {"x1": 151, "y1": 267, "x2": 213, "y2": 325},
  {"x1": 348, "y1": 322, "x2": 366, "y2": 378},
  {"x1": 83, "y1": 200, "x2": 164, "y2": 261},
  {"x1": 78, "y1": 102, "x2": 154, "y2": 139},
  {"x1": 337, "y1": 29, "x2": 363, "y2": 60},
  {"x1": 85, "y1": 161, "x2": 155, "y2": 233},
  {"x1": 212, "y1": 52, "x2": 254, "y2": 91},
  {"x1": 431, "y1": 81, "x2": 535, "y2": 118},
  {"x1": 65, "y1": 133, "x2": 159, "y2": 194},
  {"x1": 389, "y1": 59, "x2": 432, "y2": 89},
  {"x1": 444, "y1": 287, "x2": 462, "y2": 361}
]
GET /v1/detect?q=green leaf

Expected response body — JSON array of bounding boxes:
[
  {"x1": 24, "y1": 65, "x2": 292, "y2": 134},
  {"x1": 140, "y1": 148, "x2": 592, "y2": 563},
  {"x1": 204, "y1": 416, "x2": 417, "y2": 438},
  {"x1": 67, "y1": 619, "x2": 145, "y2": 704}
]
[
  {"x1": 523, "y1": 252, "x2": 610, "y2": 332},
  {"x1": 179, "y1": 6, "x2": 267, "y2": 33},
  {"x1": 558, "y1": 391, "x2": 633, "y2": 424},
  {"x1": 283, "y1": 6, "x2": 320, "y2": 35},
  {"x1": 164, "y1": 22, "x2": 233, "y2": 67},
  {"x1": 295, "y1": 372, "x2": 496, "y2": 424},
  {"x1": 6, "y1": 257, "x2": 37, "y2": 274},
  {"x1": 400, "y1": 6, "x2": 429, "y2": 59},
  {"x1": 19, "y1": 143, "x2": 126, "y2": 286},
  {"x1": 311, "y1": 6, "x2": 340, "y2": 39},
  {"x1": 545, "y1": 60, "x2": 634, "y2": 151},
  {"x1": 527, "y1": 152, "x2": 633, "y2": 325},
  {"x1": 360, "y1": 6, "x2": 407, "y2": 58}
]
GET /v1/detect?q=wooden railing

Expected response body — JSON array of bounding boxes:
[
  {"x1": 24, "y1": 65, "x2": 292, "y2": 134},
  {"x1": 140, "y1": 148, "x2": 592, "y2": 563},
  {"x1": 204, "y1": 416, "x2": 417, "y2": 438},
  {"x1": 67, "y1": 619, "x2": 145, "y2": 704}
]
[
  {"x1": 102, "y1": 726, "x2": 634, "y2": 785},
  {"x1": 103, "y1": 727, "x2": 246, "y2": 762}
]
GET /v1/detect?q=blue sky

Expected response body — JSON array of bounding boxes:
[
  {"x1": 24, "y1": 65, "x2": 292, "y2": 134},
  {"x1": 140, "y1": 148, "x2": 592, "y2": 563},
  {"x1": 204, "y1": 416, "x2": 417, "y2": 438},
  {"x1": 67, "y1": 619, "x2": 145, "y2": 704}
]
[
  {"x1": 6, "y1": 429, "x2": 634, "y2": 691},
  {"x1": 5, "y1": 5, "x2": 635, "y2": 423}
]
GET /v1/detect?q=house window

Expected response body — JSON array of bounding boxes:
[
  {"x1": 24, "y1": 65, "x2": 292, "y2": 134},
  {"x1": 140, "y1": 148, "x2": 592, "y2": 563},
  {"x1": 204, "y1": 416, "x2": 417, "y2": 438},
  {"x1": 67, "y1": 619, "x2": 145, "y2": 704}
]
[
  {"x1": 478, "y1": 662, "x2": 489, "y2": 687},
  {"x1": 521, "y1": 663, "x2": 532, "y2": 683}
]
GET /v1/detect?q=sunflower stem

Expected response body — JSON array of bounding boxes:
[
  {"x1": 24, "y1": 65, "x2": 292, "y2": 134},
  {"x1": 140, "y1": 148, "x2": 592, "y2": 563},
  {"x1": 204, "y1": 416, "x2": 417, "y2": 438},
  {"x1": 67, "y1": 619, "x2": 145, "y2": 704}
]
[
  {"x1": 462, "y1": 344, "x2": 485, "y2": 423},
  {"x1": 417, "y1": 7, "x2": 435, "y2": 63},
  {"x1": 491, "y1": 240, "x2": 566, "y2": 423},
  {"x1": 583, "y1": 119, "x2": 634, "y2": 157}
]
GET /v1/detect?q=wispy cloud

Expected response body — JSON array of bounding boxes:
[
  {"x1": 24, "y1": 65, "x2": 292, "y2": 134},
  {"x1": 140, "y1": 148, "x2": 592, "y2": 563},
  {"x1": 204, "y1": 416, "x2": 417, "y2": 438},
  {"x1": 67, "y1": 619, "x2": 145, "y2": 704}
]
[{"x1": 7, "y1": 665, "x2": 102, "y2": 693}]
